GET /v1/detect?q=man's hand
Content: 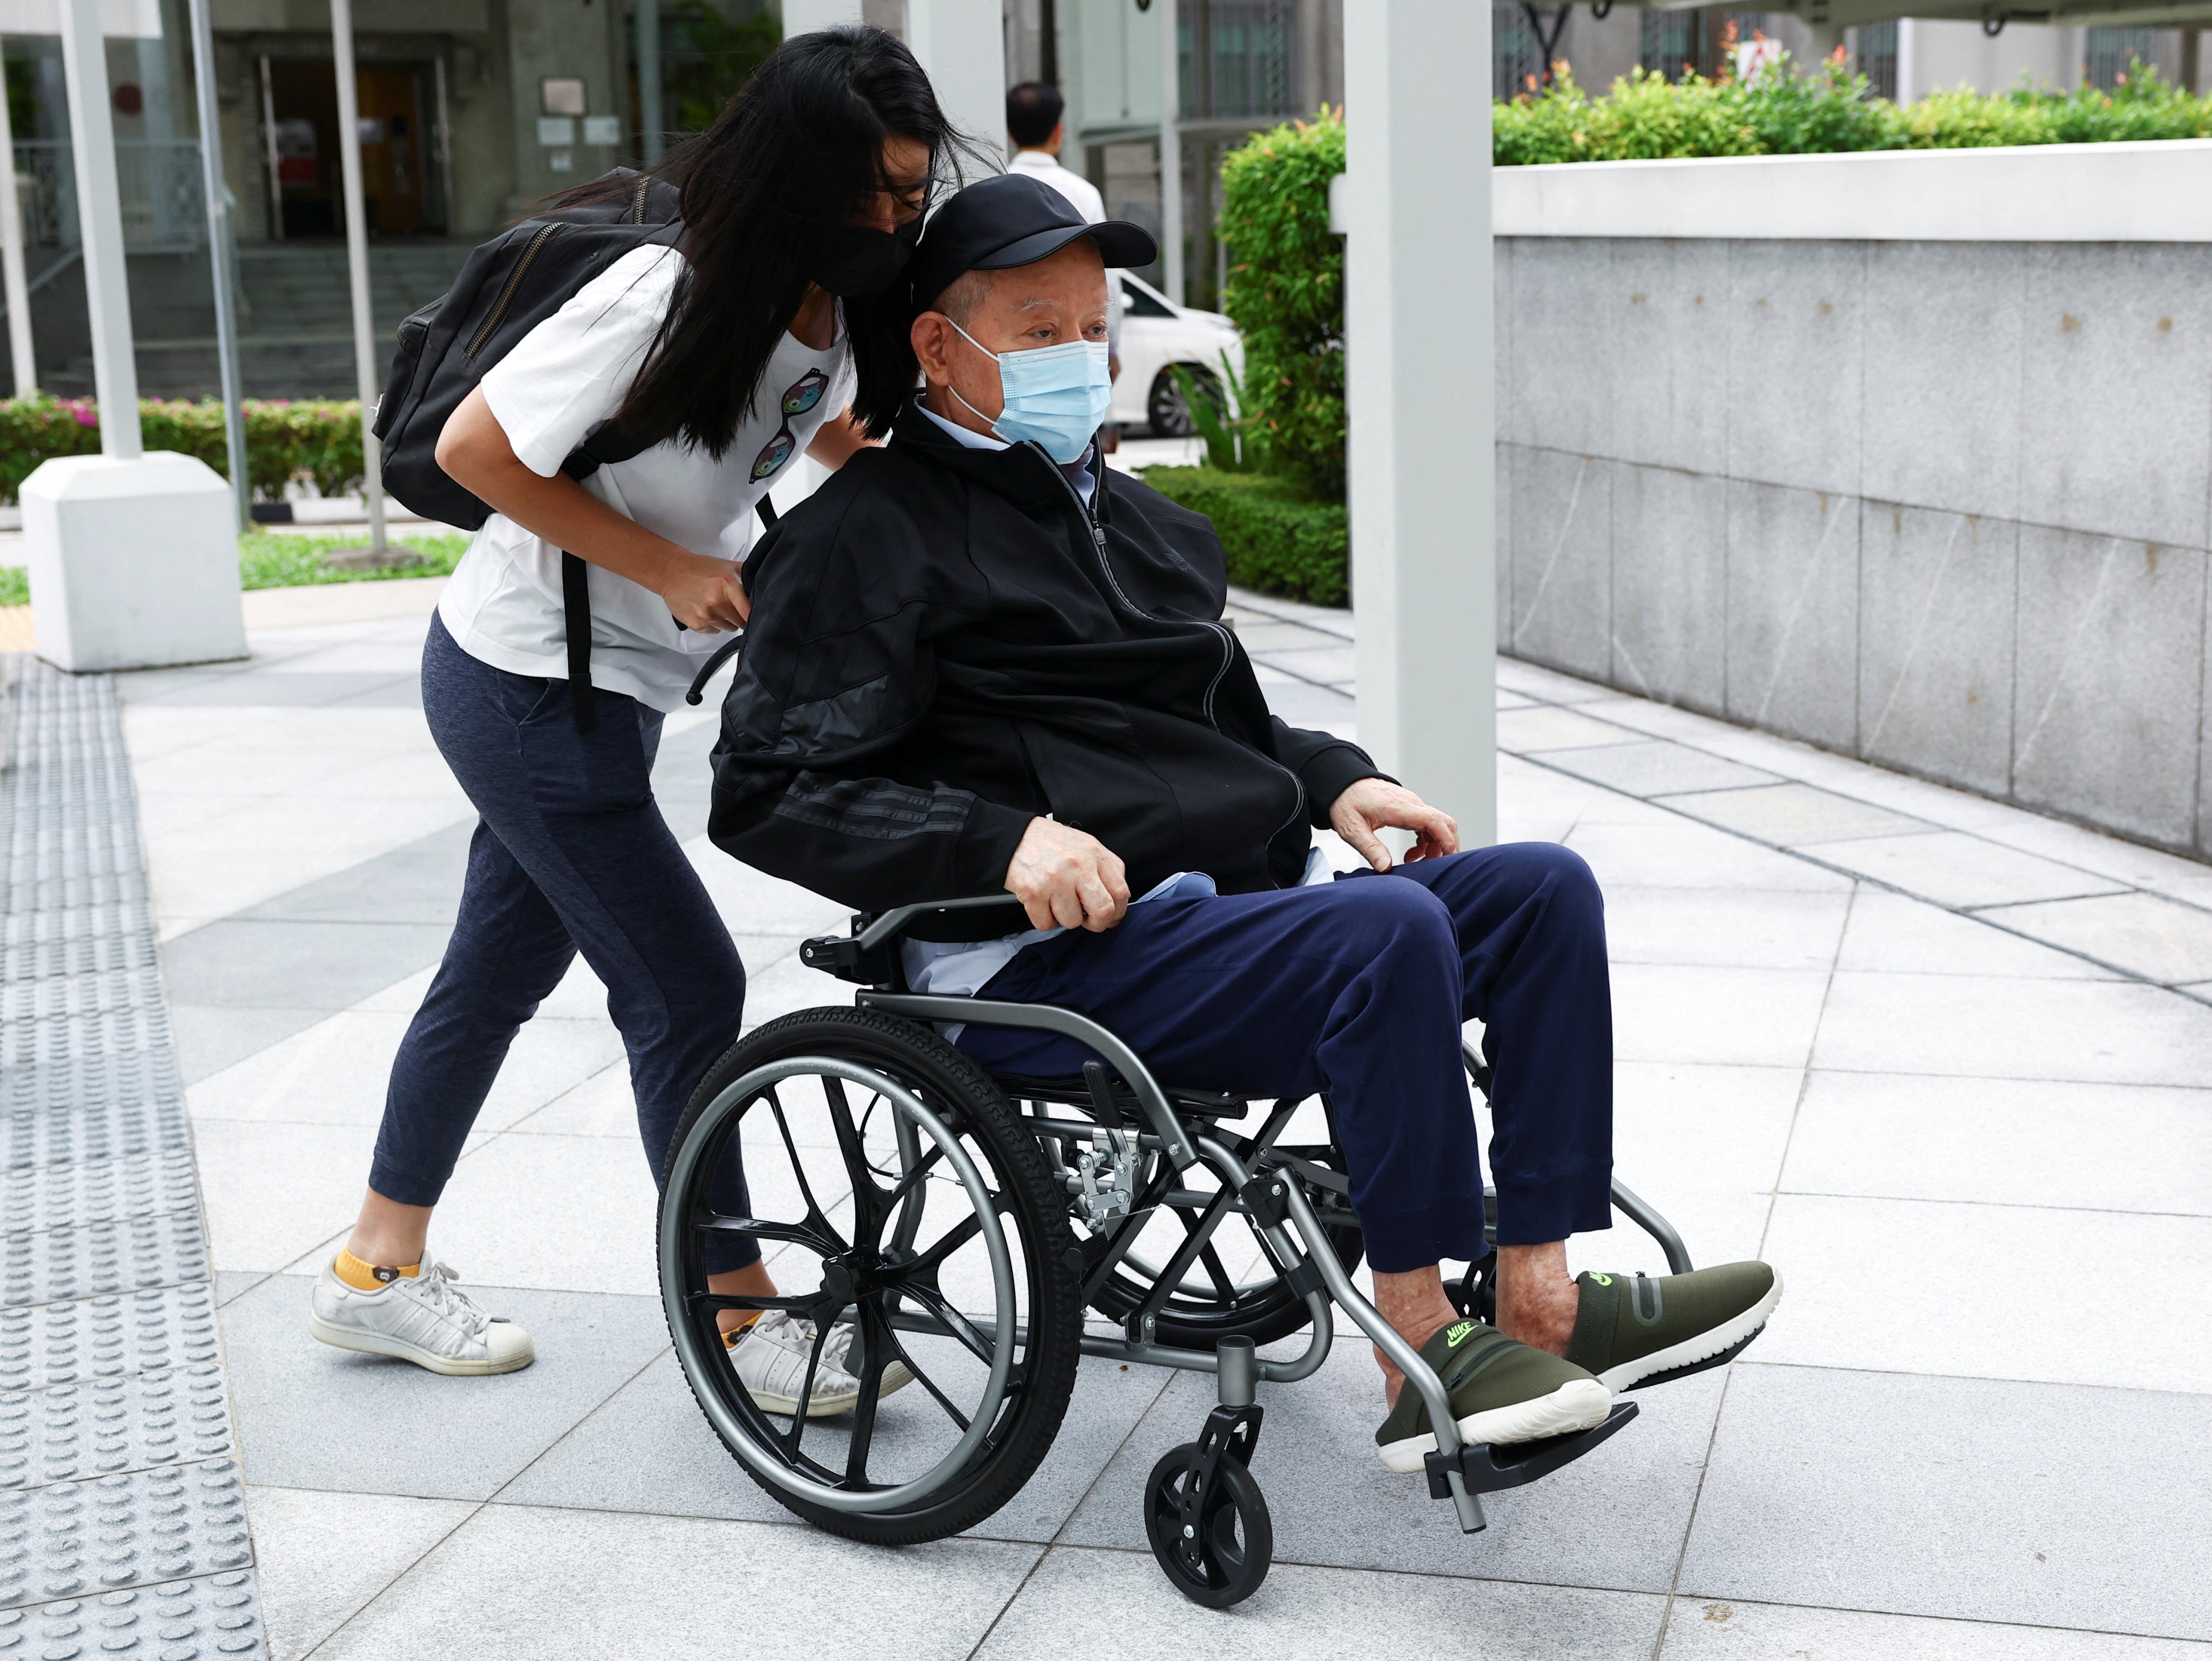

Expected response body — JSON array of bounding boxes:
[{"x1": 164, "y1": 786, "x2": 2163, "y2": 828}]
[
  {"x1": 1328, "y1": 778, "x2": 1460, "y2": 872},
  {"x1": 661, "y1": 550, "x2": 750, "y2": 632},
  {"x1": 1005, "y1": 817, "x2": 1131, "y2": 932}
]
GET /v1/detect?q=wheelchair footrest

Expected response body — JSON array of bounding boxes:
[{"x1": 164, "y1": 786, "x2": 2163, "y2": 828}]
[{"x1": 1423, "y1": 1401, "x2": 1638, "y2": 1501}]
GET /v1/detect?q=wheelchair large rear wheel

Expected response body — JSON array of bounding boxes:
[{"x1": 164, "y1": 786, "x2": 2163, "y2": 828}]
[{"x1": 659, "y1": 1007, "x2": 1082, "y2": 1544}]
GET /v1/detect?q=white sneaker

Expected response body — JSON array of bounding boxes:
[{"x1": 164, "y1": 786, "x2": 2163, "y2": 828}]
[
  {"x1": 726, "y1": 1310, "x2": 915, "y2": 1418},
  {"x1": 309, "y1": 1257, "x2": 536, "y2": 1376}
]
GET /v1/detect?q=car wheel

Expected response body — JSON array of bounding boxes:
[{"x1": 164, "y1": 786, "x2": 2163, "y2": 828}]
[{"x1": 1147, "y1": 364, "x2": 1221, "y2": 438}]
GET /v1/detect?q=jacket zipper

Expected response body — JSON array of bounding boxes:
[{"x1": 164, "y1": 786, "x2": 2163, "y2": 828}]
[
  {"x1": 466, "y1": 223, "x2": 559, "y2": 358},
  {"x1": 1026, "y1": 442, "x2": 1309, "y2": 856}
]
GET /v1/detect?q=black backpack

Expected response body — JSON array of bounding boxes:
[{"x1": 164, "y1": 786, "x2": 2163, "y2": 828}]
[{"x1": 372, "y1": 167, "x2": 772, "y2": 732}]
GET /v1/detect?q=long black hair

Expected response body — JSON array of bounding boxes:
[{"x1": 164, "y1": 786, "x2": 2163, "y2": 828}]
[{"x1": 556, "y1": 25, "x2": 977, "y2": 454}]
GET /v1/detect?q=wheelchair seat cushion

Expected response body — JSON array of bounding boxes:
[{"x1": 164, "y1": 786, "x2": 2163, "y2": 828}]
[{"x1": 1373, "y1": 1321, "x2": 1611, "y2": 1474}]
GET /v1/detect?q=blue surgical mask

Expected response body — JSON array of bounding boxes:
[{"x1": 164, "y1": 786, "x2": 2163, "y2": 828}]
[{"x1": 947, "y1": 319, "x2": 1112, "y2": 464}]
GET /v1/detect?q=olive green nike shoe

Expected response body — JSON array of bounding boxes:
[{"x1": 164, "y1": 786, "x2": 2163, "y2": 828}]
[
  {"x1": 1375, "y1": 1318, "x2": 1612, "y2": 1474},
  {"x1": 1564, "y1": 1262, "x2": 1782, "y2": 1393}
]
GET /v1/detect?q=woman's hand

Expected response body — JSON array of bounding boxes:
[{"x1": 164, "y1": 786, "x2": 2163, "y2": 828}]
[
  {"x1": 436, "y1": 386, "x2": 740, "y2": 617},
  {"x1": 1328, "y1": 778, "x2": 1460, "y2": 871},
  {"x1": 660, "y1": 550, "x2": 750, "y2": 632}
]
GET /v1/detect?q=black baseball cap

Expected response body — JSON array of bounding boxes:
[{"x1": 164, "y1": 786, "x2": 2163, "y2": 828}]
[{"x1": 909, "y1": 172, "x2": 1158, "y2": 312}]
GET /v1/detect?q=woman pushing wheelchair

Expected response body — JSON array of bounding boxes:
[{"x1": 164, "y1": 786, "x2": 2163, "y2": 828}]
[{"x1": 306, "y1": 26, "x2": 975, "y2": 1408}]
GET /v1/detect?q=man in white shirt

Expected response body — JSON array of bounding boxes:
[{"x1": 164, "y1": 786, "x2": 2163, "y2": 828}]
[
  {"x1": 1005, "y1": 82, "x2": 1105, "y2": 224},
  {"x1": 1006, "y1": 80, "x2": 1119, "y2": 439}
]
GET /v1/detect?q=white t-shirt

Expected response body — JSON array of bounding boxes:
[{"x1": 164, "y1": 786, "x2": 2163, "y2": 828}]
[
  {"x1": 1006, "y1": 149, "x2": 1107, "y2": 225},
  {"x1": 437, "y1": 243, "x2": 856, "y2": 712}
]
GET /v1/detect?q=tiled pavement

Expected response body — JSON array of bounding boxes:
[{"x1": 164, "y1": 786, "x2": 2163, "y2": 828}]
[
  {"x1": 0, "y1": 659, "x2": 268, "y2": 1657},
  {"x1": 64, "y1": 579, "x2": 2212, "y2": 1657}
]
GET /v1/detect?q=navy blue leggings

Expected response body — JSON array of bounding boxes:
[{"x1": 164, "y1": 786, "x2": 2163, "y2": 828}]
[
  {"x1": 373, "y1": 615, "x2": 757, "y2": 1270},
  {"x1": 956, "y1": 845, "x2": 1615, "y2": 1273}
]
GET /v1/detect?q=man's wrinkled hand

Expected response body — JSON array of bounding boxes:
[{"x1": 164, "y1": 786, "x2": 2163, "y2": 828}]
[
  {"x1": 1328, "y1": 778, "x2": 1460, "y2": 872},
  {"x1": 1005, "y1": 818, "x2": 1131, "y2": 932}
]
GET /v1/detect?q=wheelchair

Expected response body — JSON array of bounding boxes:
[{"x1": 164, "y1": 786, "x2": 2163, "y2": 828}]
[{"x1": 657, "y1": 894, "x2": 1695, "y2": 1608}]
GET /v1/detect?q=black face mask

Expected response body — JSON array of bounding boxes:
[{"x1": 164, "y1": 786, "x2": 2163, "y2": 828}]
[{"x1": 810, "y1": 214, "x2": 923, "y2": 297}]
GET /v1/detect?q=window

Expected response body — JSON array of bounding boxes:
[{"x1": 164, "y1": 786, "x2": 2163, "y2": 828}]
[
  {"x1": 1494, "y1": 2, "x2": 1545, "y2": 99},
  {"x1": 1855, "y1": 19, "x2": 1897, "y2": 101},
  {"x1": 1120, "y1": 275, "x2": 1175, "y2": 318},
  {"x1": 1176, "y1": 0, "x2": 1296, "y2": 122},
  {"x1": 2085, "y1": 27, "x2": 2180, "y2": 89}
]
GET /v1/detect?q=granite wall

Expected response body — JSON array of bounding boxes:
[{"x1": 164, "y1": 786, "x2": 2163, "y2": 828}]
[{"x1": 1495, "y1": 234, "x2": 2212, "y2": 858}]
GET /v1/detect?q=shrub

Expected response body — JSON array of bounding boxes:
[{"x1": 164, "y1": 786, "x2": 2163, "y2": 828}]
[
  {"x1": 1493, "y1": 52, "x2": 2212, "y2": 165},
  {"x1": 1216, "y1": 110, "x2": 1345, "y2": 502},
  {"x1": 0, "y1": 396, "x2": 366, "y2": 505},
  {"x1": 1144, "y1": 466, "x2": 1348, "y2": 607}
]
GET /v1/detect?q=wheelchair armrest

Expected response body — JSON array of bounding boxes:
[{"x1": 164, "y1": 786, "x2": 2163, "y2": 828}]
[
  {"x1": 799, "y1": 895, "x2": 1033, "y2": 987},
  {"x1": 857, "y1": 895, "x2": 1033, "y2": 951}
]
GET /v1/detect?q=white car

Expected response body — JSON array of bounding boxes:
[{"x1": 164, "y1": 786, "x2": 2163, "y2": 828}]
[{"x1": 1112, "y1": 271, "x2": 1245, "y2": 437}]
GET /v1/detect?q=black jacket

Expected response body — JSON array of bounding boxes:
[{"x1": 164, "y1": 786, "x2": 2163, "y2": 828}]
[{"x1": 706, "y1": 402, "x2": 1383, "y2": 913}]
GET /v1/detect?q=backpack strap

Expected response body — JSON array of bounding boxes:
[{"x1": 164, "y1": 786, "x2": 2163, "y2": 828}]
[
  {"x1": 561, "y1": 552, "x2": 598, "y2": 735},
  {"x1": 555, "y1": 418, "x2": 784, "y2": 733}
]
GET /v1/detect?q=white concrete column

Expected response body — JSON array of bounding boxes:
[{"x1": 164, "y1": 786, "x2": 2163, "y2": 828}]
[
  {"x1": 0, "y1": 33, "x2": 35, "y2": 397},
  {"x1": 907, "y1": 0, "x2": 1006, "y2": 162},
  {"x1": 636, "y1": 0, "x2": 663, "y2": 166},
  {"x1": 1054, "y1": 0, "x2": 1083, "y2": 169},
  {"x1": 188, "y1": 0, "x2": 246, "y2": 530},
  {"x1": 27, "y1": 1, "x2": 243, "y2": 671},
  {"x1": 58, "y1": 0, "x2": 139, "y2": 458},
  {"x1": 331, "y1": 0, "x2": 389, "y2": 550},
  {"x1": 1158, "y1": 0, "x2": 1182, "y2": 303},
  {"x1": 1342, "y1": 0, "x2": 1495, "y2": 843},
  {"x1": 1896, "y1": 18, "x2": 1919, "y2": 104}
]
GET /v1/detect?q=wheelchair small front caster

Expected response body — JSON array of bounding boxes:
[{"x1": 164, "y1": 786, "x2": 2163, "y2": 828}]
[{"x1": 1142, "y1": 1403, "x2": 1272, "y2": 1608}]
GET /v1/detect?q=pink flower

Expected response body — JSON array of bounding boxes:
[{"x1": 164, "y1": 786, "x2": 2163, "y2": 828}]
[{"x1": 71, "y1": 402, "x2": 96, "y2": 427}]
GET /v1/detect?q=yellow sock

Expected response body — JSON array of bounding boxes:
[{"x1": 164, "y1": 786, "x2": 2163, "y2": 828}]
[{"x1": 334, "y1": 1248, "x2": 420, "y2": 1292}]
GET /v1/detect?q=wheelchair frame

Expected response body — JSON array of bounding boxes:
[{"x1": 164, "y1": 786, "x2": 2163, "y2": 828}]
[{"x1": 663, "y1": 895, "x2": 1695, "y2": 1606}]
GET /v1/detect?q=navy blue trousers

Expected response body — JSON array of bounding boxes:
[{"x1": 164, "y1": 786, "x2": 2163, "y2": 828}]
[
  {"x1": 374, "y1": 615, "x2": 757, "y2": 1270},
  {"x1": 956, "y1": 845, "x2": 1615, "y2": 1273}
]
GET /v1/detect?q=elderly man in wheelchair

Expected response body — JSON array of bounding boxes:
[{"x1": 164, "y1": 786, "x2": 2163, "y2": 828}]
[{"x1": 661, "y1": 174, "x2": 1781, "y2": 1605}]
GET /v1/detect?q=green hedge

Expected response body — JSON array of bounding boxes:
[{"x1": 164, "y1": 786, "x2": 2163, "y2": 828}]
[
  {"x1": 1145, "y1": 466, "x2": 1347, "y2": 607},
  {"x1": 1495, "y1": 55, "x2": 2212, "y2": 165},
  {"x1": 0, "y1": 396, "x2": 365, "y2": 505},
  {"x1": 1218, "y1": 110, "x2": 1344, "y2": 502}
]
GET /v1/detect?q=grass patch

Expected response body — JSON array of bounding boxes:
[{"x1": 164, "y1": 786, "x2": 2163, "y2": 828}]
[
  {"x1": 239, "y1": 532, "x2": 470, "y2": 590},
  {"x1": 0, "y1": 531, "x2": 470, "y2": 611}
]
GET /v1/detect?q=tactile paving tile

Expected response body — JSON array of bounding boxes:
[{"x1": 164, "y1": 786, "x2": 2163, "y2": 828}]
[
  {"x1": 0, "y1": 1287, "x2": 223, "y2": 1395},
  {"x1": 0, "y1": 1215, "x2": 208, "y2": 1309},
  {"x1": 0, "y1": 872, "x2": 152, "y2": 925},
  {"x1": 0, "y1": 1366, "x2": 233, "y2": 1492},
  {"x1": 0, "y1": 1006, "x2": 176, "y2": 1077},
  {"x1": 0, "y1": 1572, "x2": 266, "y2": 1659},
  {"x1": 0, "y1": 924, "x2": 157, "y2": 983},
  {"x1": 0, "y1": 1459, "x2": 253, "y2": 1611},
  {"x1": 0, "y1": 964, "x2": 168, "y2": 1025},
  {"x1": 0, "y1": 661, "x2": 269, "y2": 1644},
  {"x1": 0, "y1": 1094, "x2": 190, "y2": 1175},
  {"x1": 0, "y1": 1156, "x2": 199, "y2": 1238}
]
